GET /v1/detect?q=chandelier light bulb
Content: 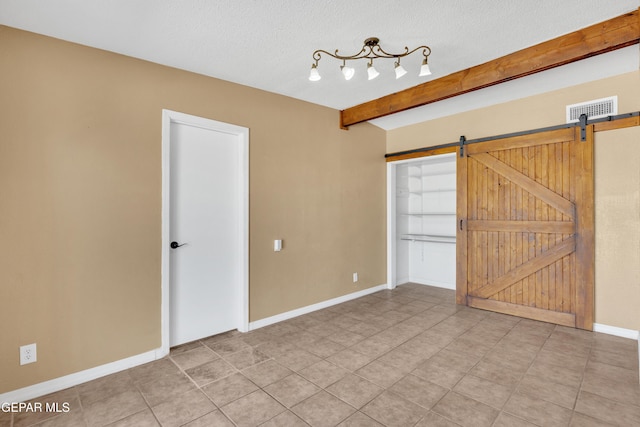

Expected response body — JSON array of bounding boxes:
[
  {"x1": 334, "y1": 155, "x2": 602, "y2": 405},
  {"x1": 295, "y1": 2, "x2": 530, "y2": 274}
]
[
  {"x1": 309, "y1": 64, "x2": 321, "y2": 81},
  {"x1": 419, "y1": 59, "x2": 432, "y2": 77},
  {"x1": 341, "y1": 64, "x2": 355, "y2": 80},
  {"x1": 367, "y1": 62, "x2": 380, "y2": 80},
  {"x1": 394, "y1": 61, "x2": 407, "y2": 79}
]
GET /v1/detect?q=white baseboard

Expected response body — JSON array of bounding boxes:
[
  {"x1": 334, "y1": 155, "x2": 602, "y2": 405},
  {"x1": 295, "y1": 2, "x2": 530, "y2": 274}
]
[
  {"x1": 593, "y1": 323, "x2": 640, "y2": 340},
  {"x1": 249, "y1": 284, "x2": 388, "y2": 330},
  {"x1": 0, "y1": 347, "x2": 168, "y2": 405}
]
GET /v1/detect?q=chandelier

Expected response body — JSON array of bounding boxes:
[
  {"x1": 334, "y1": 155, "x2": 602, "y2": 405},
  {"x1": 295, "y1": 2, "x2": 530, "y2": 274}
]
[{"x1": 309, "y1": 37, "x2": 432, "y2": 82}]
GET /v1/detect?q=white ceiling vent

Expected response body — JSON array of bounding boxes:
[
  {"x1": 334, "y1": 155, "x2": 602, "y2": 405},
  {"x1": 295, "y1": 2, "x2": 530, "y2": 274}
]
[{"x1": 566, "y1": 96, "x2": 617, "y2": 123}]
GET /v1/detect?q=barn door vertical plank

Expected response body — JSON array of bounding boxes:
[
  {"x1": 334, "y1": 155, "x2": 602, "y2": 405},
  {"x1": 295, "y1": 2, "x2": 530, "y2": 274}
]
[
  {"x1": 456, "y1": 146, "x2": 468, "y2": 305},
  {"x1": 569, "y1": 135, "x2": 578, "y2": 316},
  {"x1": 540, "y1": 144, "x2": 550, "y2": 310},
  {"x1": 488, "y1": 159, "x2": 498, "y2": 300},
  {"x1": 554, "y1": 141, "x2": 564, "y2": 311},
  {"x1": 521, "y1": 147, "x2": 530, "y2": 306},
  {"x1": 483, "y1": 157, "x2": 490, "y2": 295},
  {"x1": 513, "y1": 148, "x2": 522, "y2": 304},
  {"x1": 474, "y1": 158, "x2": 483, "y2": 295},
  {"x1": 470, "y1": 158, "x2": 478, "y2": 295},
  {"x1": 528, "y1": 145, "x2": 537, "y2": 307},
  {"x1": 467, "y1": 158, "x2": 475, "y2": 295},
  {"x1": 562, "y1": 141, "x2": 572, "y2": 313},
  {"x1": 476, "y1": 159, "x2": 483, "y2": 294},
  {"x1": 503, "y1": 150, "x2": 512, "y2": 303},
  {"x1": 534, "y1": 144, "x2": 543, "y2": 309},
  {"x1": 575, "y1": 126, "x2": 595, "y2": 330},
  {"x1": 548, "y1": 144, "x2": 557, "y2": 311},
  {"x1": 496, "y1": 150, "x2": 505, "y2": 302}
]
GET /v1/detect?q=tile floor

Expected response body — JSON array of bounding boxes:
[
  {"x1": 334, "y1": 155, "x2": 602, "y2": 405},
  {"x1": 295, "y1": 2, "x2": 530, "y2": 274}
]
[{"x1": 2, "y1": 283, "x2": 639, "y2": 427}]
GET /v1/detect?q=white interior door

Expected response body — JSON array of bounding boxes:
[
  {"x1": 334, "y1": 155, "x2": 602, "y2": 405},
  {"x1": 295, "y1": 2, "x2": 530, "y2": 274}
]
[{"x1": 169, "y1": 118, "x2": 245, "y2": 346}]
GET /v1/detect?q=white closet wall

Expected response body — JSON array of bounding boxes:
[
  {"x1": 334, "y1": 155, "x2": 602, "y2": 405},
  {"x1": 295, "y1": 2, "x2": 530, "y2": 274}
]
[{"x1": 395, "y1": 153, "x2": 456, "y2": 289}]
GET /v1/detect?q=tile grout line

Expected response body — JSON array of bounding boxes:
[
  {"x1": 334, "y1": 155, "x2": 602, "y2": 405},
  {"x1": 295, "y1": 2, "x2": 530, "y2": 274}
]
[
  {"x1": 441, "y1": 314, "x2": 524, "y2": 427},
  {"x1": 132, "y1": 368, "x2": 166, "y2": 427},
  {"x1": 348, "y1": 305, "x2": 499, "y2": 426},
  {"x1": 408, "y1": 310, "x2": 495, "y2": 427},
  {"x1": 257, "y1": 289, "x2": 454, "y2": 426},
  {"x1": 490, "y1": 322, "x2": 559, "y2": 427},
  {"x1": 384, "y1": 298, "x2": 489, "y2": 426},
  {"x1": 567, "y1": 332, "x2": 594, "y2": 427},
  {"x1": 168, "y1": 339, "x2": 262, "y2": 426}
]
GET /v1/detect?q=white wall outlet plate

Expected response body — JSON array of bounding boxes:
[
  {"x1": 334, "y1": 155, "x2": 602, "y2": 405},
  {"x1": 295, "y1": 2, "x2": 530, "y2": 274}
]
[
  {"x1": 353, "y1": 272, "x2": 358, "y2": 283},
  {"x1": 20, "y1": 343, "x2": 37, "y2": 365}
]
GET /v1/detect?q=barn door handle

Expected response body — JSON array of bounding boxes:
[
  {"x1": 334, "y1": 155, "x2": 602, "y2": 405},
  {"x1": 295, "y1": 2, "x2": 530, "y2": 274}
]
[
  {"x1": 170, "y1": 241, "x2": 188, "y2": 249},
  {"x1": 459, "y1": 220, "x2": 463, "y2": 231}
]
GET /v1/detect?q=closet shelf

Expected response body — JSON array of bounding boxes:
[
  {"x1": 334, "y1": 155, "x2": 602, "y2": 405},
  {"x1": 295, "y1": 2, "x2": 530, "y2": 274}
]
[
  {"x1": 400, "y1": 234, "x2": 456, "y2": 244},
  {"x1": 408, "y1": 189, "x2": 456, "y2": 194},
  {"x1": 401, "y1": 212, "x2": 456, "y2": 216},
  {"x1": 409, "y1": 172, "x2": 456, "y2": 178}
]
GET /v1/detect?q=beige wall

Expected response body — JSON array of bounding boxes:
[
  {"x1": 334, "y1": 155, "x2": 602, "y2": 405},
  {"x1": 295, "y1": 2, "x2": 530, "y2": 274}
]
[
  {"x1": 594, "y1": 127, "x2": 640, "y2": 331},
  {"x1": 388, "y1": 71, "x2": 640, "y2": 331},
  {"x1": 0, "y1": 26, "x2": 387, "y2": 394}
]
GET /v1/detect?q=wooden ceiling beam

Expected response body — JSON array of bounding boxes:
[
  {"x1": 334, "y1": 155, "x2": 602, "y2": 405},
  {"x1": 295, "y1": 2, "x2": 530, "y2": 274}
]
[{"x1": 340, "y1": 8, "x2": 640, "y2": 129}]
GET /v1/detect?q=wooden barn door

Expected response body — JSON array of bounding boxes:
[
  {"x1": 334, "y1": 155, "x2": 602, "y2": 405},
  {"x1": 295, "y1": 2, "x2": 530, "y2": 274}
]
[{"x1": 456, "y1": 127, "x2": 594, "y2": 330}]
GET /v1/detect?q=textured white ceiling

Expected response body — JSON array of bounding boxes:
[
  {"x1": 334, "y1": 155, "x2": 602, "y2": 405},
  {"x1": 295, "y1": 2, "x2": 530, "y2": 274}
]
[{"x1": 1, "y1": 0, "x2": 638, "y2": 113}]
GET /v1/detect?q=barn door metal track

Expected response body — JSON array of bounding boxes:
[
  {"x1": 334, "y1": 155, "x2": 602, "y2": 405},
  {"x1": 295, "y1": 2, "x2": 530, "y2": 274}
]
[{"x1": 385, "y1": 111, "x2": 639, "y2": 159}]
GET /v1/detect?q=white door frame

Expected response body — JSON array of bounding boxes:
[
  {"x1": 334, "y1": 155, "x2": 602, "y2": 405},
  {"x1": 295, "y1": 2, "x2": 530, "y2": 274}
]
[
  {"x1": 160, "y1": 109, "x2": 249, "y2": 355},
  {"x1": 387, "y1": 162, "x2": 397, "y2": 290}
]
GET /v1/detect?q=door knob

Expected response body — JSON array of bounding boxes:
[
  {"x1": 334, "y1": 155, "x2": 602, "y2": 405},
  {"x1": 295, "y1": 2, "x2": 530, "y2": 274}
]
[{"x1": 170, "y1": 241, "x2": 187, "y2": 249}]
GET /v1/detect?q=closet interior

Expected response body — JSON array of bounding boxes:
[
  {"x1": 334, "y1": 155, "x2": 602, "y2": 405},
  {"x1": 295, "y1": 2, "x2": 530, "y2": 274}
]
[{"x1": 394, "y1": 153, "x2": 456, "y2": 289}]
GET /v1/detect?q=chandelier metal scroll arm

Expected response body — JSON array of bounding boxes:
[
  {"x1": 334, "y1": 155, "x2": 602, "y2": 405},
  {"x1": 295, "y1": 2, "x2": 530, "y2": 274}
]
[
  {"x1": 312, "y1": 45, "x2": 370, "y2": 65},
  {"x1": 314, "y1": 45, "x2": 431, "y2": 63},
  {"x1": 370, "y1": 44, "x2": 409, "y2": 59},
  {"x1": 311, "y1": 49, "x2": 324, "y2": 67},
  {"x1": 397, "y1": 45, "x2": 431, "y2": 60}
]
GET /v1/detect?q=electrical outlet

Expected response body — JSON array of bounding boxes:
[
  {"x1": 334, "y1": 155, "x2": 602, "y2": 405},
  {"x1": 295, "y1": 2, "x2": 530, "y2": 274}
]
[
  {"x1": 20, "y1": 343, "x2": 37, "y2": 365},
  {"x1": 353, "y1": 272, "x2": 358, "y2": 283}
]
